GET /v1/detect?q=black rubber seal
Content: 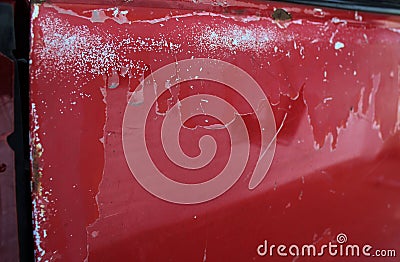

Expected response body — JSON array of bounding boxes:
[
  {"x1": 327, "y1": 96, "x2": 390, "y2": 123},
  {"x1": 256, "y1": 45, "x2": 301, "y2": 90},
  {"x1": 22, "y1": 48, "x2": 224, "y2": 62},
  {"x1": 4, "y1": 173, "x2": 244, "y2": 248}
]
[{"x1": 271, "y1": 0, "x2": 400, "y2": 15}]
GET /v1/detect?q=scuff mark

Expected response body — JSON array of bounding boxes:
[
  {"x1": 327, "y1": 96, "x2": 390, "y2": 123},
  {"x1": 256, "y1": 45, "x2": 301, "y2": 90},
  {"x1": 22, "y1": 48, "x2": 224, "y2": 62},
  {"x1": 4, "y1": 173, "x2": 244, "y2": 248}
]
[
  {"x1": 334, "y1": 41, "x2": 344, "y2": 50},
  {"x1": 48, "y1": 3, "x2": 276, "y2": 26},
  {"x1": 108, "y1": 68, "x2": 120, "y2": 89},
  {"x1": 84, "y1": 72, "x2": 108, "y2": 261},
  {"x1": 304, "y1": 8, "x2": 329, "y2": 18},
  {"x1": 90, "y1": 10, "x2": 108, "y2": 23},
  {"x1": 394, "y1": 64, "x2": 400, "y2": 132},
  {"x1": 331, "y1": 17, "x2": 348, "y2": 25},
  {"x1": 85, "y1": 7, "x2": 130, "y2": 24},
  {"x1": 354, "y1": 11, "x2": 363, "y2": 22},
  {"x1": 30, "y1": 4, "x2": 40, "y2": 55},
  {"x1": 258, "y1": 112, "x2": 287, "y2": 160},
  {"x1": 30, "y1": 103, "x2": 43, "y2": 195},
  {"x1": 370, "y1": 73, "x2": 382, "y2": 137},
  {"x1": 193, "y1": 23, "x2": 292, "y2": 55},
  {"x1": 30, "y1": 103, "x2": 51, "y2": 261},
  {"x1": 32, "y1": 4, "x2": 40, "y2": 20},
  {"x1": 328, "y1": 28, "x2": 339, "y2": 44},
  {"x1": 32, "y1": 9, "x2": 178, "y2": 88},
  {"x1": 203, "y1": 243, "x2": 207, "y2": 262},
  {"x1": 298, "y1": 190, "x2": 303, "y2": 200},
  {"x1": 128, "y1": 77, "x2": 145, "y2": 106}
]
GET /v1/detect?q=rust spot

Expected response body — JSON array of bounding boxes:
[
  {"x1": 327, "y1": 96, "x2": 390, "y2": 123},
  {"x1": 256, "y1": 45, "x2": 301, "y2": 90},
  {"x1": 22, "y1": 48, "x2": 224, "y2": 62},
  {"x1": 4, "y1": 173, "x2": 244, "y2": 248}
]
[
  {"x1": 32, "y1": 144, "x2": 43, "y2": 195},
  {"x1": 0, "y1": 163, "x2": 6, "y2": 173},
  {"x1": 272, "y1": 8, "x2": 292, "y2": 21}
]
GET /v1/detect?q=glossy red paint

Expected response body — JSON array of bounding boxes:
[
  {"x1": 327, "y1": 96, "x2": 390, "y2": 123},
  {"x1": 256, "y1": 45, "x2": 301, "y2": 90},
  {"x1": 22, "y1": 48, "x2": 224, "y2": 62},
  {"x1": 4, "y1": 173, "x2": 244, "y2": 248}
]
[{"x1": 30, "y1": 1, "x2": 400, "y2": 261}]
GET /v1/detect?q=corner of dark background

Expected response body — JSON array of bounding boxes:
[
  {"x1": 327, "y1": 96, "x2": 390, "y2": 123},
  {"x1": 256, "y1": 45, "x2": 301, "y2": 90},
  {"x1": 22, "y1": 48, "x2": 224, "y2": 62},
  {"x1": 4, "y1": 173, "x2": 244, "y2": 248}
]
[{"x1": 5, "y1": 0, "x2": 34, "y2": 261}]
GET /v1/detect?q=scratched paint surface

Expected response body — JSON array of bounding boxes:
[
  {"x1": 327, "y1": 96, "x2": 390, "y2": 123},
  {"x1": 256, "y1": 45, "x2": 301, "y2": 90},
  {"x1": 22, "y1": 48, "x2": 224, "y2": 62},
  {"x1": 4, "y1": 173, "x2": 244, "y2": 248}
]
[{"x1": 30, "y1": 1, "x2": 400, "y2": 261}]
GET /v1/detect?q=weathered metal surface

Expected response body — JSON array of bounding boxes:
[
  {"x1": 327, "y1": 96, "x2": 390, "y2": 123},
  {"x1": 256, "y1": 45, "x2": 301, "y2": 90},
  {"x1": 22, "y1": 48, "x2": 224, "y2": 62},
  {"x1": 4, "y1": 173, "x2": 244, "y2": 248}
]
[{"x1": 30, "y1": 0, "x2": 400, "y2": 261}]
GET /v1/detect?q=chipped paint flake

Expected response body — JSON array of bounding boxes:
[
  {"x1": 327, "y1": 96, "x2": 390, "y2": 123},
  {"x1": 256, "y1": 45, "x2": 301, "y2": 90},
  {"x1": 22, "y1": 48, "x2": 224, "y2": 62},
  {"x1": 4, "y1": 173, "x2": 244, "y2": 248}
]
[
  {"x1": 334, "y1": 41, "x2": 345, "y2": 50},
  {"x1": 195, "y1": 23, "x2": 278, "y2": 53},
  {"x1": 31, "y1": 103, "x2": 52, "y2": 261},
  {"x1": 32, "y1": 4, "x2": 40, "y2": 20}
]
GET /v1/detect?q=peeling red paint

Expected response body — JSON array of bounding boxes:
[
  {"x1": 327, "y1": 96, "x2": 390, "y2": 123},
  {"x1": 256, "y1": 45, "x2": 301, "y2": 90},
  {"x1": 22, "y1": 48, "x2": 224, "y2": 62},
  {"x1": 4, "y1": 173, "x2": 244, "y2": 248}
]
[{"x1": 30, "y1": 1, "x2": 400, "y2": 261}]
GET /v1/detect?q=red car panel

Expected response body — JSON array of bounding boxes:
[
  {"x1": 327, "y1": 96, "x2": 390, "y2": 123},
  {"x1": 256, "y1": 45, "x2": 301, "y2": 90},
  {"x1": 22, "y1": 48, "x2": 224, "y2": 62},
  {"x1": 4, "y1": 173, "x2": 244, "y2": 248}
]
[{"x1": 30, "y1": 1, "x2": 400, "y2": 261}]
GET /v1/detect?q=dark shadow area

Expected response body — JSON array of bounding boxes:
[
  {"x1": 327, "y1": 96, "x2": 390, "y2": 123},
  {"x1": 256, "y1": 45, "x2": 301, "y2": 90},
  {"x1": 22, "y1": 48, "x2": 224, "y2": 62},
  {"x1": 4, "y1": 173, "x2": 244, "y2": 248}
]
[
  {"x1": 271, "y1": 0, "x2": 400, "y2": 15},
  {"x1": 1, "y1": 0, "x2": 34, "y2": 261}
]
